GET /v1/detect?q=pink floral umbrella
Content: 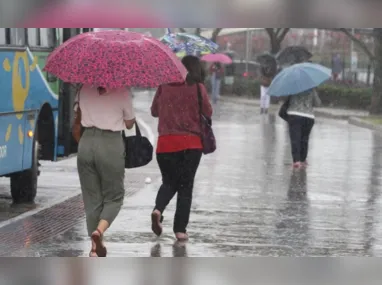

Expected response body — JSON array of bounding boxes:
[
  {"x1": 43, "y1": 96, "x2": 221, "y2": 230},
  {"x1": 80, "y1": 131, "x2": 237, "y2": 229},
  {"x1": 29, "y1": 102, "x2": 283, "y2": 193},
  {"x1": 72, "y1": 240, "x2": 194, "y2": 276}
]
[
  {"x1": 20, "y1": 2, "x2": 168, "y2": 27},
  {"x1": 201, "y1": 53, "x2": 232, "y2": 64},
  {"x1": 43, "y1": 30, "x2": 188, "y2": 88}
]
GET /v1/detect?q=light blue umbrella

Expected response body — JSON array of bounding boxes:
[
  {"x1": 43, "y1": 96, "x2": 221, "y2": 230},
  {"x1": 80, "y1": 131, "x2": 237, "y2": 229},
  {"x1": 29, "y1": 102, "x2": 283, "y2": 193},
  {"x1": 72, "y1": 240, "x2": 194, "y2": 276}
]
[{"x1": 267, "y1": 62, "x2": 332, "y2": 97}]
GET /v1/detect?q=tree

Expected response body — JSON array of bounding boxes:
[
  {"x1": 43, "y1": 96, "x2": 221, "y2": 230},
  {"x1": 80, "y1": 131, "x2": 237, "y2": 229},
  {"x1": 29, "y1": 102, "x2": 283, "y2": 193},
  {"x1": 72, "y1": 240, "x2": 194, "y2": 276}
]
[
  {"x1": 265, "y1": 28, "x2": 290, "y2": 54},
  {"x1": 334, "y1": 28, "x2": 382, "y2": 114}
]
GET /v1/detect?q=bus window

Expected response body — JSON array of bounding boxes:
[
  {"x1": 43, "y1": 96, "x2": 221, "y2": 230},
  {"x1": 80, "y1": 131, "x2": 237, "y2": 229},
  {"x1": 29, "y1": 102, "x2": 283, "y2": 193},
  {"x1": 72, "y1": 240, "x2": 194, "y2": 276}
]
[
  {"x1": 0, "y1": 28, "x2": 6, "y2": 44},
  {"x1": 47, "y1": 73, "x2": 57, "y2": 82},
  {"x1": 10, "y1": 28, "x2": 25, "y2": 45},
  {"x1": 27, "y1": 28, "x2": 40, "y2": 46},
  {"x1": 40, "y1": 28, "x2": 49, "y2": 47}
]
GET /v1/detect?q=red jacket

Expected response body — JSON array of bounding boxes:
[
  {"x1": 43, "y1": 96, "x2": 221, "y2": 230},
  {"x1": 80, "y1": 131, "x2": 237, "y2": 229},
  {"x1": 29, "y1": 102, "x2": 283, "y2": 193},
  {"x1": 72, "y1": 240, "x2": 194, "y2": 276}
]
[
  {"x1": 151, "y1": 82, "x2": 213, "y2": 137},
  {"x1": 209, "y1": 65, "x2": 224, "y2": 76}
]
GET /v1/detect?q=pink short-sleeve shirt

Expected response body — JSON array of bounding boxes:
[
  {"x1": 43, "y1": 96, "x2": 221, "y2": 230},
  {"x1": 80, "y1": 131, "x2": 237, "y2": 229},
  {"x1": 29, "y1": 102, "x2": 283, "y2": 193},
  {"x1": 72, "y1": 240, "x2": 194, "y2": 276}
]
[{"x1": 74, "y1": 85, "x2": 135, "y2": 131}]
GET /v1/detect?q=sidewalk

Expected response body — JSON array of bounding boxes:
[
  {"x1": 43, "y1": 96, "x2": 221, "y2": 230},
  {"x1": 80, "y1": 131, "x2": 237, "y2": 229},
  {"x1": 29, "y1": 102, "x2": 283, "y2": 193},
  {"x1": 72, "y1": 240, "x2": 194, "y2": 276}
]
[
  {"x1": 220, "y1": 96, "x2": 370, "y2": 120},
  {"x1": 2, "y1": 92, "x2": 382, "y2": 257}
]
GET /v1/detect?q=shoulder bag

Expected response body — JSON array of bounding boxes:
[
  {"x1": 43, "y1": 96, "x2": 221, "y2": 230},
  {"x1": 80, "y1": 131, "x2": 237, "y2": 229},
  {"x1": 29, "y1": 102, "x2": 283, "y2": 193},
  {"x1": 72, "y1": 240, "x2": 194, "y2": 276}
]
[
  {"x1": 278, "y1": 96, "x2": 290, "y2": 121},
  {"x1": 196, "y1": 83, "x2": 216, "y2": 154}
]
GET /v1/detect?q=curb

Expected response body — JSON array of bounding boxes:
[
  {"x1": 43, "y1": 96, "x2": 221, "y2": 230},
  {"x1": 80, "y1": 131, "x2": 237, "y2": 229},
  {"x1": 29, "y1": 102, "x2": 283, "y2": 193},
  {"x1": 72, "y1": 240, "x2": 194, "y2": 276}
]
[{"x1": 348, "y1": 117, "x2": 382, "y2": 132}]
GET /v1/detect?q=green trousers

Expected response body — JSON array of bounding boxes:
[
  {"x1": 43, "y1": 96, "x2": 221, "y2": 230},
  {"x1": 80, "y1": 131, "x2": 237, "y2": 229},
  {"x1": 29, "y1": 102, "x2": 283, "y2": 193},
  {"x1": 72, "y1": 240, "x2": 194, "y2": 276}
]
[{"x1": 77, "y1": 127, "x2": 125, "y2": 236}]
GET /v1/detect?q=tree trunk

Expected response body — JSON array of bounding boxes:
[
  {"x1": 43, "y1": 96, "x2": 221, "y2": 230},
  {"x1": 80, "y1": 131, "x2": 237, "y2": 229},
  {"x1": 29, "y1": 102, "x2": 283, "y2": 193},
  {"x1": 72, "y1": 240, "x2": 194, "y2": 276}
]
[
  {"x1": 211, "y1": 28, "x2": 223, "y2": 42},
  {"x1": 270, "y1": 38, "x2": 282, "y2": 55},
  {"x1": 370, "y1": 28, "x2": 382, "y2": 114}
]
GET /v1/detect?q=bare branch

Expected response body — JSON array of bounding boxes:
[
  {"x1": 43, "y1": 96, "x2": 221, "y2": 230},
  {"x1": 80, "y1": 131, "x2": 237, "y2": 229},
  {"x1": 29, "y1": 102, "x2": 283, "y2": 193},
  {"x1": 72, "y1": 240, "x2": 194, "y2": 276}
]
[
  {"x1": 211, "y1": 28, "x2": 223, "y2": 41},
  {"x1": 178, "y1": 28, "x2": 187, "y2": 33},
  {"x1": 277, "y1": 28, "x2": 290, "y2": 42},
  {"x1": 339, "y1": 28, "x2": 375, "y2": 60},
  {"x1": 195, "y1": 28, "x2": 201, "y2": 35}
]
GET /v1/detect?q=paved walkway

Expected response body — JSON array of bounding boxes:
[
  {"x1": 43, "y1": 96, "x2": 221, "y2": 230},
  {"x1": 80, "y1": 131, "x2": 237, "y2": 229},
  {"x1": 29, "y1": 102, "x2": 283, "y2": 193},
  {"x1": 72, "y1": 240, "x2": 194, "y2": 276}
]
[
  {"x1": 1, "y1": 92, "x2": 382, "y2": 256},
  {"x1": 220, "y1": 96, "x2": 370, "y2": 119}
]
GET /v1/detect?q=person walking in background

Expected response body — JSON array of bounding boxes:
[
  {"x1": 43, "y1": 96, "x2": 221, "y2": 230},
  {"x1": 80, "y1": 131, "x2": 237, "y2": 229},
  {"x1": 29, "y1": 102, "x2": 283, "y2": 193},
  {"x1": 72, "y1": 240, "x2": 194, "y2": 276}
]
[
  {"x1": 150, "y1": 55, "x2": 213, "y2": 241},
  {"x1": 74, "y1": 85, "x2": 136, "y2": 257},
  {"x1": 260, "y1": 67, "x2": 272, "y2": 114},
  {"x1": 260, "y1": 84, "x2": 270, "y2": 114},
  {"x1": 209, "y1": 62, "x2": 224, "y2": 103},
  {"x1": 331, "y1": 53, "x2": 342, "y2": 81},
  {"x1": 286, "y1": 88, "x2": 321, "y2": 168}
]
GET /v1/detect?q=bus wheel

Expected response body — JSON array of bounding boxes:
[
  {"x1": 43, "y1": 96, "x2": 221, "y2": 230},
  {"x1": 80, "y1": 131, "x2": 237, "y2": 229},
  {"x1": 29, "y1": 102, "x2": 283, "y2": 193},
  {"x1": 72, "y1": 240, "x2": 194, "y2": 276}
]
[{"x1": 10, "y1": 134, "x2": 39, "y2": 204}]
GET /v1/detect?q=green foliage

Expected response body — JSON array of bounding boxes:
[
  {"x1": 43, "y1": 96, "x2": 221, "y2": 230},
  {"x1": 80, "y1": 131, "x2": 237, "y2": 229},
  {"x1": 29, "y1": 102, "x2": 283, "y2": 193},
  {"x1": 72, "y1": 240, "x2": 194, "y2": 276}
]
[
  {"x1": 231, "y1": 78, "x2": 261, "y2": 97},
  {"x1": 316, "y1": 85, "x2": 373, "y2": 109},
  {"x1": 210, "y1": 77, "x2": 373, "y2": 110}
]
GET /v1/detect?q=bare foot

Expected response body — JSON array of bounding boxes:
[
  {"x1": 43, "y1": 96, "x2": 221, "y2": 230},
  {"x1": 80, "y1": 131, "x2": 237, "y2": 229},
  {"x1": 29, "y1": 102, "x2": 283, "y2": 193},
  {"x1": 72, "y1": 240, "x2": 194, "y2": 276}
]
[
  {"x1": 151, "y1": 210, "x2": 163, "y2": 236},
  {"x1": 91, "y1": 229, "x2": 107, "y2": 257},
  {"x1": 293, "y1": 162, "x2": 302, "y2": 169},
  {"x1": 175, "y1": 232, "x2": 189, "y2": 241}
]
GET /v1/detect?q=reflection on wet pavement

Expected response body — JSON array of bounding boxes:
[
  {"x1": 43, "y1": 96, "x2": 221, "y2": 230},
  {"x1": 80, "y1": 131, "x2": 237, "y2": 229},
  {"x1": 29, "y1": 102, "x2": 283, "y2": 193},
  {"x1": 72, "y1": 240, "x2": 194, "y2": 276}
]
[{"x1": 3, "y1": 93, "x2": 382, "y2": 256}]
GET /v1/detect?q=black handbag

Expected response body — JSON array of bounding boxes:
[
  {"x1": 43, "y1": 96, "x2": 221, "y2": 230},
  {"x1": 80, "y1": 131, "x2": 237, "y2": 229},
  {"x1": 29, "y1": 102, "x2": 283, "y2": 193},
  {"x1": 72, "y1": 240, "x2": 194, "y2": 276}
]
[
  {"x1": 122, "y1": 122, "x2": 153, "y2": 168},
  {"x1": 278, "y1": 96, "x2": 290, "y2": 121}
]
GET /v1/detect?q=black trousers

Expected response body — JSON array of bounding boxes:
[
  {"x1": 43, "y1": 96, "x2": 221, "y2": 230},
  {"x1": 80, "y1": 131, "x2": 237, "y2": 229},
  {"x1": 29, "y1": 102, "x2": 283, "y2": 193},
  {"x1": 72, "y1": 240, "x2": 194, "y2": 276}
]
[
  {"x1": 288, "y1": 115, "x2": 315, "y2": 163},
  {"x1": 154, "y1": 149, "x2": 202, "y2": 233}
]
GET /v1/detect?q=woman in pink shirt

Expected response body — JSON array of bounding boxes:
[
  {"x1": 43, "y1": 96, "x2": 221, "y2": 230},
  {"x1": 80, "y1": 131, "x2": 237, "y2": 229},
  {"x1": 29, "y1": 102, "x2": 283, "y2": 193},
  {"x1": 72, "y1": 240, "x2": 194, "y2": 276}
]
[
  {"x1": 74, "y1": 85, "x2": 135, "y2": 257},
  {"x1": 150, "y1": 55, "x2": 213, "y2": 241}
]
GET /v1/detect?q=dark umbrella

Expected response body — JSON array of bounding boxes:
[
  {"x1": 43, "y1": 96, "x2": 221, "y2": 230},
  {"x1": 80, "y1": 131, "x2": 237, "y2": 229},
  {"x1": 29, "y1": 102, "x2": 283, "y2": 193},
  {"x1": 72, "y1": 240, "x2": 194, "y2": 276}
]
[
  {"x1": 256, "y1": 53, "x2": 277, "y2": 78},
  {"x1": 256, "y1": 52, "x2": 276, "y2": 65},
  {"x1": 276, "y1": 46, "x2": 313, "y2": 66}
]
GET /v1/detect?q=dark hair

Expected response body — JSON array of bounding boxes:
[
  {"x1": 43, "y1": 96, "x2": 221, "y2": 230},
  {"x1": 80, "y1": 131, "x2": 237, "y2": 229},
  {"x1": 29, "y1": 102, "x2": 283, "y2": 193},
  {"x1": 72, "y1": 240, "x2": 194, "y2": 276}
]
[
  {"x1": 97, "y1": 86, "x2": 107, "y2": 94},
  {"x1": 215, "y1": 62, "x2": 222, "y2": 69},
  {"x1": 181, "y1": 55, "x2": 203, "y2": 84}
]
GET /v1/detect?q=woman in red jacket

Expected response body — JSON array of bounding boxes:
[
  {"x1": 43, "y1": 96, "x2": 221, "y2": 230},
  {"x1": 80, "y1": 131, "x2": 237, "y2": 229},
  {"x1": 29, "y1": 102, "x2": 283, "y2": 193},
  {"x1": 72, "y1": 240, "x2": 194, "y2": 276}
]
[
  {"x1": 209, "y1": 62, "x2": 224, "y2": 103},
  {"x1": 150, "y1": 55, "x2": 213, "y2": 241}
]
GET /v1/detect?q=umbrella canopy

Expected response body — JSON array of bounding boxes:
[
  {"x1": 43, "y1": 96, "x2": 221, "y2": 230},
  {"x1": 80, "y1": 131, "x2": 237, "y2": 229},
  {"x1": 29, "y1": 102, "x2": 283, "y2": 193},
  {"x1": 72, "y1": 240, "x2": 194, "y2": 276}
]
[
  {"x1": 267, "y1": 62, "x2": 331, "y2": 97},
  {"x1": 43, "y1": 30, "x2": 187, "y2": 88},
  {"x1": 257, "y1": 53, "x2": 278, "y2": 78},
  {"x1": 256, "y1": 53, "x2": 276, "y2": 65},
  {"x1": 201, "y1": 53, "x2": 232, "y2": 64},
  {"x1": 20, "y1": 2, "x2": 168, "y2": 27},
  {"x1": 161, "y1": 32, "x2": 219, "y2": 56},
  {"x1": 276, "y1": 46, "x2": 313, "y2": 66}
]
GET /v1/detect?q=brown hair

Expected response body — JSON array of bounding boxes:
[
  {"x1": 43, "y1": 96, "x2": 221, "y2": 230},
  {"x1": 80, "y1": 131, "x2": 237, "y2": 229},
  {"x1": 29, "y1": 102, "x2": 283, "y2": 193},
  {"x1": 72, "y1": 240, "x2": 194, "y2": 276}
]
[{"x1": 181, "y1": 55, "x2": 203, "y2": 84}]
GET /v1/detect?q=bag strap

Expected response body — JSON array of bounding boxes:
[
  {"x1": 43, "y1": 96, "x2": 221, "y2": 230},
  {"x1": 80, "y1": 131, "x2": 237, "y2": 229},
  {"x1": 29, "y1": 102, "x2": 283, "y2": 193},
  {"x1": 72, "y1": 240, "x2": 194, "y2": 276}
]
[
  {"x1": 73, "y1": 84, "x2": 83, "y2": 110},
  {"x1": 196, "y1": 83, "x2": 203, "y2": 116},
  {"x1": 122, "y1": 122, "x2": 142, "y2": 139}
]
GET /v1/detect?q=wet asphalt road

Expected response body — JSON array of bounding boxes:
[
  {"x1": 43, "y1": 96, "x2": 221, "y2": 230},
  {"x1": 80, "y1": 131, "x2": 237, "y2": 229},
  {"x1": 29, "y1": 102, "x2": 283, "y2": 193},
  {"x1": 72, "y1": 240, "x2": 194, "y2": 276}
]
[{"x1": 2, "y1": 92, "x2": 382, "y2": 256}]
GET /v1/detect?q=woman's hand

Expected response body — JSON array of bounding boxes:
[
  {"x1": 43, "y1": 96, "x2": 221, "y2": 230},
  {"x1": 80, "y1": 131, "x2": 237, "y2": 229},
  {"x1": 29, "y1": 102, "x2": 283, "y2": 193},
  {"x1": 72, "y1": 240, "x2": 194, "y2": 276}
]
[{"x1": 125, "y1": 118, "x2": 136, "y2": 129}]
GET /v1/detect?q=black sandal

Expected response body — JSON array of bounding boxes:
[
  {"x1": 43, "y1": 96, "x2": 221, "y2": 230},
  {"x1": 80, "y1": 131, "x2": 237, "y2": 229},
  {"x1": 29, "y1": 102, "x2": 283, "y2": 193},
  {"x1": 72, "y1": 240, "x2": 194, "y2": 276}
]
[{"x1": 91, "y1": 228, "x2": 107, "y2": 257}]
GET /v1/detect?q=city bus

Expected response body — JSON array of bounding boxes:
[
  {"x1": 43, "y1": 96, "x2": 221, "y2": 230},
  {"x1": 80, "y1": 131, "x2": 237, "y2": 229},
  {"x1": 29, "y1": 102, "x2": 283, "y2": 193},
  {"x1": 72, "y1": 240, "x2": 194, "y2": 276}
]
[{"x1": 0, "y1": 28, "x2": 91, "y2": 203}]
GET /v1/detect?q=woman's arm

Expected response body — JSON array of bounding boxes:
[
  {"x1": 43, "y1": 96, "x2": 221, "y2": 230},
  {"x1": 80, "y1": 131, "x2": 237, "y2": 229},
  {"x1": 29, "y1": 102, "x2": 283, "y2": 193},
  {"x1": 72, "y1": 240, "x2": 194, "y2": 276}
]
[
  {"x1": 199, "y1": 84, "x2": 213, "y2": 117},
  {"x1": 122, "y1": 90, "x2": 136, "y2": 129},
  {"x1": 151, "y1": 86, "x2": 161, "y2": 118}
]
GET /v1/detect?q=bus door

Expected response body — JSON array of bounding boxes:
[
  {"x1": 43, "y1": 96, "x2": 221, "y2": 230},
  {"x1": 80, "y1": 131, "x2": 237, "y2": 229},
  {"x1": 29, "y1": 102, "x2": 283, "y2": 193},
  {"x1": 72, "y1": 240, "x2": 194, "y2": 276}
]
[{"x1": 57, "y1": 29, "x2": 84, "y2": 157}]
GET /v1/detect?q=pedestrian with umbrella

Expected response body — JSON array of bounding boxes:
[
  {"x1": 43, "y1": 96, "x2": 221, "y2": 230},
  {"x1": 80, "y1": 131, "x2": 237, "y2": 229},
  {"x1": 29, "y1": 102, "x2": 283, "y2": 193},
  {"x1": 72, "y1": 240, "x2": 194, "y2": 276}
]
[
  {"x1": 268, "y1": 62, "x2": 330, "y2": 169},
  {"x1": 150, "y1": 55, "x2": 214, "y2": 241},
  {"x1": 201, "y1": 53, "x2": 232, "y2": 104},
  {"x1": 44, "y1": 30, "x2": 187, "y2": 256},
  {"x1": 257, "y1": 53, "x2": 278, "y2": 114}
]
